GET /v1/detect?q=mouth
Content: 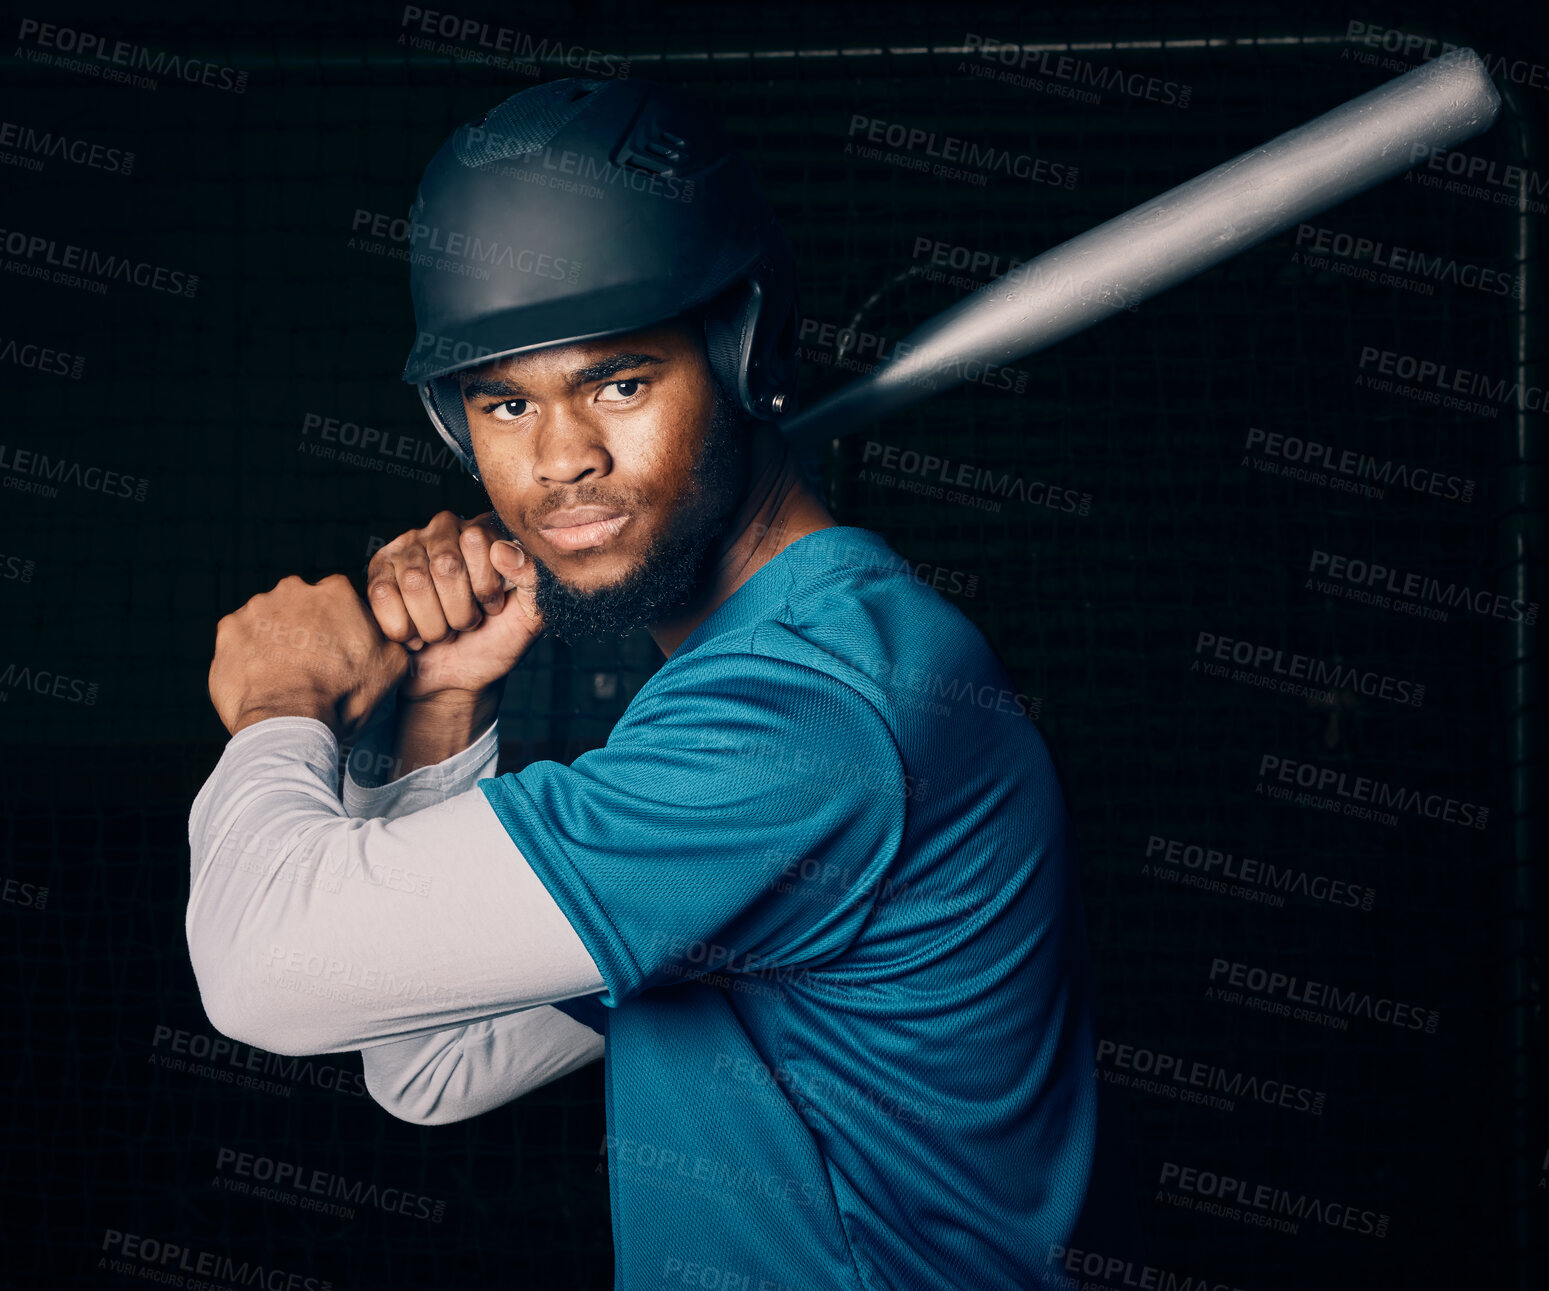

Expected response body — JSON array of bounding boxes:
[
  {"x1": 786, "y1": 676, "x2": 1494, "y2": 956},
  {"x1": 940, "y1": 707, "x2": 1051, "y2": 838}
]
[{"x1": 538, "y1": 511, "x2": 632, "y2": 552}]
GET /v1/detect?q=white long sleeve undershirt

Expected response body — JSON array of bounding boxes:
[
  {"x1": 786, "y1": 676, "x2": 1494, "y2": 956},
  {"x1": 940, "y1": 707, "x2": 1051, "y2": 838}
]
[{"x1": 185, "y1": 709, "x2": 605, "y2": 1125}]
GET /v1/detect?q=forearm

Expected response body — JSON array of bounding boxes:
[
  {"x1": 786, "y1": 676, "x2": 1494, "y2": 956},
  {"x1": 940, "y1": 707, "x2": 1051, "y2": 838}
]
[
  {"x1": 389, "y1": 682, "x2": 505, "y2": 781},
  {"x1": 343, "y1": 695, "x2": 499, "y2": 816},
  {"x1": 186, "y1": 717, "x2": 605, "y2": 1056},
  {"x1": 362, "y1": 1005, "x2": 604, "y2": 1125},
  {"x1": 340, "y1": 698, "x2": 607, "y2": 1122}
]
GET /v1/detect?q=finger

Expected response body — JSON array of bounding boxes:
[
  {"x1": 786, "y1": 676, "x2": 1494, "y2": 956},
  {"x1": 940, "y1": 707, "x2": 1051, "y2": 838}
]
[
  {"x1": 364, "y1": 535, "x2": 414, "y2": 625},
  {"x1": 390, "y1": 544, "x2": 455, "y2": 644},
  {"x1": 424, "y1": 534, "x2": 485, "y2": 633},
  {"x1": 490, "y1": 541, "x2": 541, "y2": 632},
  {"x1": 458, "y1": 517, "x2": 508, "y2": 612},
  {"x1": 365, "y1": 562, "x2": 419, "y2": 645},
  {"x1": 488, "y1": 539, "x2": 527, "y2": 590}
]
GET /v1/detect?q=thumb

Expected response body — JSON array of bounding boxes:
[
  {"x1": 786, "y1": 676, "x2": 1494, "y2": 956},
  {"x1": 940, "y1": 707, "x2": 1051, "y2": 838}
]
[{"x1": 489, "y1": 540, "x2": 528, "y2": 590}]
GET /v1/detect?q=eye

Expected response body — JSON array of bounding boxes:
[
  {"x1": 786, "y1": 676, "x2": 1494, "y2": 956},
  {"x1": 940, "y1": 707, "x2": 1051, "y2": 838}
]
[
  {"x1": 597, "y1": 378, "x2": 645, "y2": 403},
  {"x1": 487, "y1": 399, "x2": 530, "y2": 422}
]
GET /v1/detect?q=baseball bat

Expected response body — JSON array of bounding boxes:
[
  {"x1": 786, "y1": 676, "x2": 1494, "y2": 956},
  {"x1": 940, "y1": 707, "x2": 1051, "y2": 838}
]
[{"x1": 780, "y1": 47, "x2": 1501, "y2": 450}]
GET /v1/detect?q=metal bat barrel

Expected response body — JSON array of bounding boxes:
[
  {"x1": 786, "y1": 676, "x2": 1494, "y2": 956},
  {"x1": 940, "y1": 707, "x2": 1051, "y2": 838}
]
[{"x1": 781, "y1": 47, "x2": 1501, "y2": 450}]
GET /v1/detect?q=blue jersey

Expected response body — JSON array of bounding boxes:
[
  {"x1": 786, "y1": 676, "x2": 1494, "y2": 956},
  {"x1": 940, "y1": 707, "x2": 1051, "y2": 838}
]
[{"x1": 479, "y1": 524, "x2": 1099, "y2": 1290}]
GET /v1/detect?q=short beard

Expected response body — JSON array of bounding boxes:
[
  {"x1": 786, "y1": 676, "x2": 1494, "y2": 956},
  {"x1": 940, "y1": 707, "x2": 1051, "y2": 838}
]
[{"x1": 489, "y1": 385, "x2": 752, "y2": 645}]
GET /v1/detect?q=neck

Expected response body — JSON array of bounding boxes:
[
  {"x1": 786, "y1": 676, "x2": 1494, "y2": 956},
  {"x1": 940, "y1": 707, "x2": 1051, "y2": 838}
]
[{"x1": 649, "y1": 421, "x2": 835, "y2": 657}]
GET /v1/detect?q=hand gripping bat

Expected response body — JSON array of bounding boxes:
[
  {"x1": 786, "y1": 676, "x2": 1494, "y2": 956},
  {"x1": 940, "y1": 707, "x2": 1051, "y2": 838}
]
[{"x1": 780, "y1": 48, "x2": 1501, "y2": 451}]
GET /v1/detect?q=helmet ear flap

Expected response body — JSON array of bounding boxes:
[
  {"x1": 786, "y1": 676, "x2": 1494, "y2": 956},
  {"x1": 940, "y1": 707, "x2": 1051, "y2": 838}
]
[
  {"x1": 702, "y1": 287, "x2": 747, "y2": 408},
  {"x1": 420, "y1": 377, "x2": 482, "y2": 481},
  {"x1": 701, "y1": 261, "x2": 800, "y2": 421},
  {"x1": 751, "y1": 264, "x2": 800, "y2": 418}
]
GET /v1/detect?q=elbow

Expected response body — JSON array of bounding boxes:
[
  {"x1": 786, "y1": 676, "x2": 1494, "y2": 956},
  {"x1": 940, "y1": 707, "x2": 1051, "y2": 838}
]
[
  {"x1": 189, "y1": 935, "x2": 331, "y2": 1058},
  {"x1": 194, "y1": 984, "x2": 282, "y2": 1057},
  {"x1": 363, "y1": 1051, "x2": 476, "y2": 1127},
  {"x1": 365, "y1": 1087, "x2": 472, "y2": 1128},
  {"x1": 195, "y1": 978, "x2": 313, "y2": 1058}
]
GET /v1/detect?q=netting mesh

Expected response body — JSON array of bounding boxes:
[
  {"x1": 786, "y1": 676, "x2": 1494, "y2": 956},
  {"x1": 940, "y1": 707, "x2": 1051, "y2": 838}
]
[{"x1": 0, "y1": 16, "x2": 1538, "y2": 1291}]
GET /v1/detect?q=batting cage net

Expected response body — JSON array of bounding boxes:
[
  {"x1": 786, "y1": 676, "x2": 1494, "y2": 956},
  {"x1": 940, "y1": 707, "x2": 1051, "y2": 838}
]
[{"x1": 0, "y1": 7, "x2": 1541, "y2": 1290}]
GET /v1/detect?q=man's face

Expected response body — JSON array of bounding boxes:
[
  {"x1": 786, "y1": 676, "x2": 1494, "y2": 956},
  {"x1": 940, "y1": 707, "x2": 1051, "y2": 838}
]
[{"x1": 459, "y1": 318, "x2": 751, "y2": 644}]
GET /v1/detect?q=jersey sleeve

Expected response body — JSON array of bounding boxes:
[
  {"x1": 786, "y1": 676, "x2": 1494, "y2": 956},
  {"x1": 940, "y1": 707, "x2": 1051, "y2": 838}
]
[{"x1": 477, "y1": 650, "x2": 907, "y2": 1006}]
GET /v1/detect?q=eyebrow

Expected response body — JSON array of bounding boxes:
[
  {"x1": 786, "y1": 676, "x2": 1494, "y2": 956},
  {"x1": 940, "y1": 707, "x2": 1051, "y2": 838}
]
[{"x1": 462, "y1": 352, "x2": 667, "y2": 402}]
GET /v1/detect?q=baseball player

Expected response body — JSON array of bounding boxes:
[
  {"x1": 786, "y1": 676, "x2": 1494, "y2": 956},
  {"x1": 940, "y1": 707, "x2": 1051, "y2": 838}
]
[{"x1": 189, "y1": 77, "x2": 1115, "y2": 1289}]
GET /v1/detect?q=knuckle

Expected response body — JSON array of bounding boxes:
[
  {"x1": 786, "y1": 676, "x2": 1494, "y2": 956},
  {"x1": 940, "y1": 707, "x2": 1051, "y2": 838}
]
[
  {"x1": 430, "y1": 552, "x2": 463, "y2": 578},
  {"x1": 398, "y1": 565, "x2": 431, "y2": 591}
]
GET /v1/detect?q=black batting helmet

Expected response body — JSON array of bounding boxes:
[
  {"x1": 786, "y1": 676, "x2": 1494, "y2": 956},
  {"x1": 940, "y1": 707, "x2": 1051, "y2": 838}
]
[{"x1": 401, "y1": 77, "x2": 800, "y2": 480}]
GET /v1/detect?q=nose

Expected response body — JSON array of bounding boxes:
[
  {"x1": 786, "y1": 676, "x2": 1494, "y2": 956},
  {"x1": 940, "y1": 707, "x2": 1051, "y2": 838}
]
[{"x1": 531, "y1": 405, "x2": 612, "y2": 486}]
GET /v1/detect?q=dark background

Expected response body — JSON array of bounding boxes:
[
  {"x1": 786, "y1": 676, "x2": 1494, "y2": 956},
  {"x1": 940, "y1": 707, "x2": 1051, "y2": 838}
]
[{"x1": 2, "y1": 1, "x2": 1544, "y2": 1287}]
